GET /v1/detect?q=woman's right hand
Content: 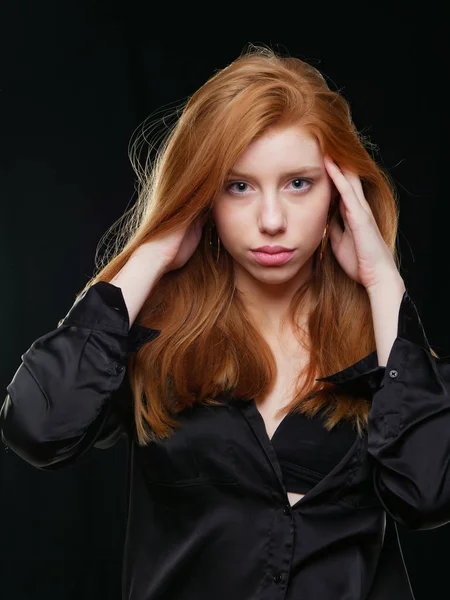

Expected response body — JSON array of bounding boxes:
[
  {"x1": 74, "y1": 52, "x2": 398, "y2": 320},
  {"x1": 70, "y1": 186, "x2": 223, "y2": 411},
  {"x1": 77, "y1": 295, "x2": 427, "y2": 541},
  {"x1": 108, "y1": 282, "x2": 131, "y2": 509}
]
[{"x1": 143, "y1": 214, "x2": 210, "y2": 275}]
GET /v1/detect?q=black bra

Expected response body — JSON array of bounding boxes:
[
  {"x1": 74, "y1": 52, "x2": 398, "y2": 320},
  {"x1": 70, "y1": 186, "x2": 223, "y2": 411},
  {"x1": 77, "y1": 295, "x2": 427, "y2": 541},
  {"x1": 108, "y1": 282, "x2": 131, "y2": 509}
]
[{"x1": 271, "y1": 408, "x2": 358, "y2": 494}]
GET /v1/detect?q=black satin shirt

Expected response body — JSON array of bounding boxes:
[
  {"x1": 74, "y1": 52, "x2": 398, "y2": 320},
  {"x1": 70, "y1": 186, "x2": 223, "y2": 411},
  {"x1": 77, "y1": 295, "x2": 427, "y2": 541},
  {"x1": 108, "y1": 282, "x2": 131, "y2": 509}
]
[{"x1": 2, "y1": 281, "x2": 450, "y2": 599}]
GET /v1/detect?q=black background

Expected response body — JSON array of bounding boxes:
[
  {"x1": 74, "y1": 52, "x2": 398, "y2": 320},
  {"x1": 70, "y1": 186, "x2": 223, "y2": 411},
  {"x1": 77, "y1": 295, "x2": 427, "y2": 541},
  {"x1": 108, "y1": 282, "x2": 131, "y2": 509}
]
[{"x1": 1, "y1": 5, "x2": 448, "y2": 599}]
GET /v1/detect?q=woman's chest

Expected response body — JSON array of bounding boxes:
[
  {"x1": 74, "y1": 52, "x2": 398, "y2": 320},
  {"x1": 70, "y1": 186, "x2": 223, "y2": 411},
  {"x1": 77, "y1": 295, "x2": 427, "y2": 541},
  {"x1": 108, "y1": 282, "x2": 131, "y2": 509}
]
[
  {"x1": 253, "y1": 378, "x2": 307, "y2": 506},
  {"x1": 133, "y1": 391, "x2": 379, "y2": 512},
  {"x1": 253, "y1": 348, "x2": 312, "y2": 505}
]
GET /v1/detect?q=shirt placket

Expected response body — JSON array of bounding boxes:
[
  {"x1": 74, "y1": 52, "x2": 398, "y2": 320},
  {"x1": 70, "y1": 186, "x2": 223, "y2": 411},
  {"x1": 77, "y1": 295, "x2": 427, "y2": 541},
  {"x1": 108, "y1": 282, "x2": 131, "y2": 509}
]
[{"x1": 239, "y1": 399, "x2": 296, "y2": 598}]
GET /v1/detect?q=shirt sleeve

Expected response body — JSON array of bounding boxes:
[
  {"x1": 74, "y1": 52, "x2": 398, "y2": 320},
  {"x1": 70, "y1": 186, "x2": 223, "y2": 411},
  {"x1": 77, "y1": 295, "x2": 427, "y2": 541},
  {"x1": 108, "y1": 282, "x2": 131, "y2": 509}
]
[
  {"x1": 365, "y1": 289, "x2": 450, "y2": 530},
  {"x1": 0, "y1": 281, "x2": 161, "y2": 470}
]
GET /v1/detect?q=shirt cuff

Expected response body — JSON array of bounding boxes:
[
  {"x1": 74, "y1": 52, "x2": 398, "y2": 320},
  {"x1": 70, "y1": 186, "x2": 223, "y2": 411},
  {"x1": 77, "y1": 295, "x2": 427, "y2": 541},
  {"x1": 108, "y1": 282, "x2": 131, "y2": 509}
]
[{"x1": 59, "y1": 281, "x2": 161, "y2": 353}]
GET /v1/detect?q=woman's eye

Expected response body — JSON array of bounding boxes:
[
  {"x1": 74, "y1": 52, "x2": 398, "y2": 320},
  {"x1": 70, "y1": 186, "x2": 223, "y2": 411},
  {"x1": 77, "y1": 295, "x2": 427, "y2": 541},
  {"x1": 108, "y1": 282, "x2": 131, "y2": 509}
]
[
  {"x1": 289, "y1": 178, "x2": 312, "y2": 192},
  {"x1": 227, "y1": 182, "x2": 249, "y2": 194},
  {"x1": 226, "y1": 178, "x2": 312, "y2": 195}
]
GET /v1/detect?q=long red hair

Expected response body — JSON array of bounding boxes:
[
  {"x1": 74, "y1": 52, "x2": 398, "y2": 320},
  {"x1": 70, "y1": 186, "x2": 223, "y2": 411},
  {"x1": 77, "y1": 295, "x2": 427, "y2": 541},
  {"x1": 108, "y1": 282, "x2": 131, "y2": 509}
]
[{"x1": 75, "y1": 44, "x2": 423, "y2": 445}]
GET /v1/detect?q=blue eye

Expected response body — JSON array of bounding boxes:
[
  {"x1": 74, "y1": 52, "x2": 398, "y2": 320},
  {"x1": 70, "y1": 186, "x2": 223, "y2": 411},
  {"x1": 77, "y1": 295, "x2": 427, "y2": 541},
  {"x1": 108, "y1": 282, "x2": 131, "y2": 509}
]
[
  {"x1": 290, "y1": 178, "x2": 311, "y2": 191},
  {"x1": 227, "y1": 182, "x2": 249, "y2": 194},
  {"x1": 225, "y1": 178, "x2": 312, "y2": 195}
]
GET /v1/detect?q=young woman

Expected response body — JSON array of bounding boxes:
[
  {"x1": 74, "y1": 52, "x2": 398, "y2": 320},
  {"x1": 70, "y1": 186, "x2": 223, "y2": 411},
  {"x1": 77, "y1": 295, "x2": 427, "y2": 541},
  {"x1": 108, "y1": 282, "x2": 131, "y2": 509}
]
[{"x1": 2, "y1": 44, "x2": 448, "y2": 600}]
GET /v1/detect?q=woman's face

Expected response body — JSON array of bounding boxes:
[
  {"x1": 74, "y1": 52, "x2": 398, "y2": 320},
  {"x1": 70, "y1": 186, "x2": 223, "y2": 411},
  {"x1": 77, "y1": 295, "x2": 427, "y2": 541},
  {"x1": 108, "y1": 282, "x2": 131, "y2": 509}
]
[{"x1": 212, "y1": 124, "x2": 336, "y2": 289}]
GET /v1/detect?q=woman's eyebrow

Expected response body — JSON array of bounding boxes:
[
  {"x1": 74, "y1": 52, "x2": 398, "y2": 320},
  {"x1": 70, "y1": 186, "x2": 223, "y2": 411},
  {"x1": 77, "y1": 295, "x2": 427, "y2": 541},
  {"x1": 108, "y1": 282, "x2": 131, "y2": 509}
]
[{"x1": 227, "y1": 166, "x2": 323, "y2": 179}]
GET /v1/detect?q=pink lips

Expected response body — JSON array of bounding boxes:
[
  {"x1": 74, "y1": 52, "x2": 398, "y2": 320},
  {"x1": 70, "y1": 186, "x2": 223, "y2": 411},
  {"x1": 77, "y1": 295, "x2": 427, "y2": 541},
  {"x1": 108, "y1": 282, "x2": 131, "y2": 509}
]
[
  {"x1": 251, "y1": 249, "x2": 296, "y2": 266},
  {"x1": 252, "y1": 245, "x2": 295, "y2": 254}
]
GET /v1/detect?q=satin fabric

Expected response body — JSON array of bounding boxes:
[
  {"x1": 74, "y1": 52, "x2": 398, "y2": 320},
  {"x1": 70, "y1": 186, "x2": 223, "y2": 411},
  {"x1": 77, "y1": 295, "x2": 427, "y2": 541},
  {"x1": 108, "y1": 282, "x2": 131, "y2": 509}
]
[
  {"x1": 2, "y1": 280, "x2": 450, "y2": 599},
  {"x1": 272, "y1": 406, "x2": 359, "y2": 494}
]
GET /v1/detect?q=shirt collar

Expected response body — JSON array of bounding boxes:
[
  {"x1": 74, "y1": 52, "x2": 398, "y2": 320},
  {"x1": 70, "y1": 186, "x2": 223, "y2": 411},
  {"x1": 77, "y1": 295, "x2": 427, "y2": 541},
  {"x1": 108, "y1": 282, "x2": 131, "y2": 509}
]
[
  {"x1": 128, "y1": 290, "x2": 427, "y2": 395},
  {"x1": 127, "y1": 327, "x2": 385, "y2": 390},
  {"x1": 315, "y1": 289, "x2": 427, "y2": 394},
  {"x1": 315, "y1": 350, "x2": 386, "y2": 393},
  {"x1": 128, "y1": 324, "x2": 161, "y2": 353}
]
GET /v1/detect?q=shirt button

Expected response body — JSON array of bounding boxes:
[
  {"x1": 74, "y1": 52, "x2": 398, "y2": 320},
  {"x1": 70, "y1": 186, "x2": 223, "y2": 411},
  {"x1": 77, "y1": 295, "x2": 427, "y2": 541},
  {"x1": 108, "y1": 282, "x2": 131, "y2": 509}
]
[
  {"x1": 283, "y1": 505, "x2": 291, "y2": 515},
  {"x1": 114, "y1": 363, "x2": 125, "y2": 373},
  {"x1": 389, "y1": 369, "x2": 398, "y2": 378},
  {"x1": 273, "y1": 574, "x2": 283, "y2": 584}
]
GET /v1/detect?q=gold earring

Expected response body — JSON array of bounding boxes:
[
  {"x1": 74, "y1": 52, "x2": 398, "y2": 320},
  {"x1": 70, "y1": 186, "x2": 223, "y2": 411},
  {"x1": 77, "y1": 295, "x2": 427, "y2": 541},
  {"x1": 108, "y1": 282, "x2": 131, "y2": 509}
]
[
  {"x1": 208, "y1": 222, "x2": 221, "y2": 263},
  {"x1": 319, "y1": 220, "x2": 329, "y2": 262}
]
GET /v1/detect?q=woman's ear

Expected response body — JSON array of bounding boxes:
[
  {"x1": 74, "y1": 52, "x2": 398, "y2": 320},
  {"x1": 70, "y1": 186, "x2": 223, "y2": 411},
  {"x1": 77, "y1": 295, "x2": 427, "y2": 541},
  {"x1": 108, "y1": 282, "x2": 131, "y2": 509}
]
[
  {"x1": 329, "y1": 192, "x2": 340, "y2": 221},
  {"x1": 331, "y1": 182, "x2": 340, "y2": 202}
]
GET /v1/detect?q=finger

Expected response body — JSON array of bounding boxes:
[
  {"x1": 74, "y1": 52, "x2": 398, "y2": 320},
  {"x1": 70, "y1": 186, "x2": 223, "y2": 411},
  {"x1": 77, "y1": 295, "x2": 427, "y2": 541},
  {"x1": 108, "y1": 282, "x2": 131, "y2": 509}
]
[
  {"x1": 339, "y1": 168, "x2": 372, "y2": 215},
  {"x1": 324, "y1": 157, "x2": 371, "y2": 217},
  {"x1": 324, "y1": 157, "x2": 360, "y2": 210}
]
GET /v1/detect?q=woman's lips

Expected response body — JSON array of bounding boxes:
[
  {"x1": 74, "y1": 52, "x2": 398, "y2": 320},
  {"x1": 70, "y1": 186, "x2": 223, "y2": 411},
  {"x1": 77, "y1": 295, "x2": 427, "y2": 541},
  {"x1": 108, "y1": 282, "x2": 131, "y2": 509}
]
[{"x1": 250, "y1": 249, "x2": 296, "y2": 265}]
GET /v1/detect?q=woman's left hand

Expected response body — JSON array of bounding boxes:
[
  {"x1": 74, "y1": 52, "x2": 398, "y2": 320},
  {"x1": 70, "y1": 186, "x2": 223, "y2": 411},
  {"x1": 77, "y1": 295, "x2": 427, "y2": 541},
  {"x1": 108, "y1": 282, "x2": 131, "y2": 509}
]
[{"x1": 323, "y1": 155, "x2": 400, "y2": 292}]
